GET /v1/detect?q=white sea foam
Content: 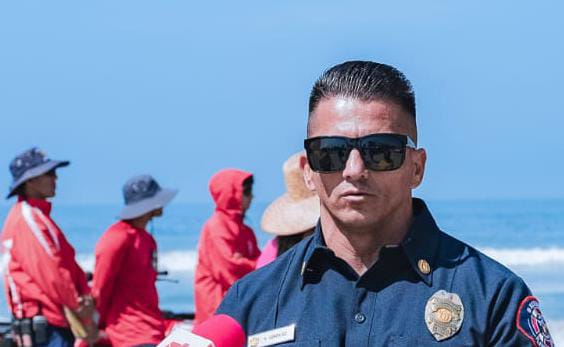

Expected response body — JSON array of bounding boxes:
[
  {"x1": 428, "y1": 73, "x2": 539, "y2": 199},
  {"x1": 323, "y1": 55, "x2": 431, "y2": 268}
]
[
  {"x1": 479, "y1": 247, "x2": 564, "y2": 267},
  {"x1": 72, "y1": 246, "x2": 564, "y2": 274},
  {"x1": 0, "y1": 246, "x2": 560, "y2": 275},
  {"x1": 76, "y1": 250, "x2": 198, "y2": 273},
  {"x1": 0, "y1": 245, "x2": 558, "y2": 277}
]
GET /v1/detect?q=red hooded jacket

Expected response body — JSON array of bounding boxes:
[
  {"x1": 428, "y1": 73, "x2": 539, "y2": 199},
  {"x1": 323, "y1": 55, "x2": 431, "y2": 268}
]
[
  {"x1": 194, "y1": 169, "x2": 260, "y2": 324},
  {"x1": 92, "y1": 220, "x2": 164, "y2": 346},
  {"x1": 0, "y1": 198, "x2": 89, "y2": 327}
]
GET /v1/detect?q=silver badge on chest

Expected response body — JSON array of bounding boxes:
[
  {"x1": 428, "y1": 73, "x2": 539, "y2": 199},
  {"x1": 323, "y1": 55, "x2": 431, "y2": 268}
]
[{"x1": 425, "y1": 290, "x2": 464, "y2": 341}]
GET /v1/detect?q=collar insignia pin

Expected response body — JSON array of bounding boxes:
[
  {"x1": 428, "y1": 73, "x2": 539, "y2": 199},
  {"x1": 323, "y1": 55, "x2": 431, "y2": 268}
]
[
  {"x1": 425, "y1": 290, "x2": 464, "y2": 341},
  {"x1": 418, "y1": 259, "x2": 431, "y2": 274}
]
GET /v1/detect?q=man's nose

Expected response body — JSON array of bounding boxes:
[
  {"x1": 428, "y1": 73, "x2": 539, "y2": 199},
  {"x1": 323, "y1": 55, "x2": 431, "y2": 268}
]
[{"x1": 342, "y1": 149, "x2": 367, "y2": 180}]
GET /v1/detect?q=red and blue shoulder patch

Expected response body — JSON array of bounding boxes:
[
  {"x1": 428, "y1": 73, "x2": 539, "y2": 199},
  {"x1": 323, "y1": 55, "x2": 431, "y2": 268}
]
[{"x1": 516, "y1": 296, "x2": 554, "y2": 347}]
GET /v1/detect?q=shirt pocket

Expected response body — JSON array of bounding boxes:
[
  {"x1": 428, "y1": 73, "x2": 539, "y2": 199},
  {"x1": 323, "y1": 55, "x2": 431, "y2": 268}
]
[
  {"x1": 271, "y1": 339, "x2": 320, "y2": 347},
  {"x1": 271, "y1": 334, "x2": 352, "y2": 347},
  {"x1": 383, "y1": 336, "x2": 477, "y2": 347},
  {"x1": 385, "y1": 336, "x2": 422, "y2": 346}
]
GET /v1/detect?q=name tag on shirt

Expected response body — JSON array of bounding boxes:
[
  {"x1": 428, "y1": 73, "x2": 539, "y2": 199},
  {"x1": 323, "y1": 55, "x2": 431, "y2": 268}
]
[{"x1": 248, "y1": 324, "x2": 296, "y2": 347}]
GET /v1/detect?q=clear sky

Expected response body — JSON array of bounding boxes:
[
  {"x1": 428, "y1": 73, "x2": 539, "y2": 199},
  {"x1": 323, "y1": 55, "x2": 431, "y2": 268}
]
[{"x1": 0, "y1": 0, "x2": 562, "y2": 204}]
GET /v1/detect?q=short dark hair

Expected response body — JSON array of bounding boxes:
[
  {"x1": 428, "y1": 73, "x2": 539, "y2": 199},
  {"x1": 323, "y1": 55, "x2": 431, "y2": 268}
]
[{"x1": 308, "y1": 61, "x2": 416, "y2": 134}]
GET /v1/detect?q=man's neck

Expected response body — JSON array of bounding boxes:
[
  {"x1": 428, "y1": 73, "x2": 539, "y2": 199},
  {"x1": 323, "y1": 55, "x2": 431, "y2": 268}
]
[
  {"x1": 127, "y1": 216, "x2": 152, "y2": 230},
  {"x1": 321, "y1": 201, "x2": 413, "y2": 276},
  {"x1": 22, "y1": 191, "x2": 49, "y2": 200}
]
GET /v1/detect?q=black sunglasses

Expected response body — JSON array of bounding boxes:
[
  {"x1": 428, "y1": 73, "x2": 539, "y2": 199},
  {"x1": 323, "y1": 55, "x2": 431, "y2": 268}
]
[{"x1": 304, "y1": 133, "x2": 416, "y2": 173}]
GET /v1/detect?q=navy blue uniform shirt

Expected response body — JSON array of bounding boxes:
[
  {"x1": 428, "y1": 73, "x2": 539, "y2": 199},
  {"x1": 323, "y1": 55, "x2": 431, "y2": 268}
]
[{"x1": 218, "y1": 199, "x2": 554, "y2": 346}]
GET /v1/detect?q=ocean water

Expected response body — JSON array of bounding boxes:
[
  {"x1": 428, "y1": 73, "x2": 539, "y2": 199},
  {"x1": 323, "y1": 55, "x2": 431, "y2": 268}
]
[{"x1": 0, "y1": 199, "x2": 563, "y2": 341}]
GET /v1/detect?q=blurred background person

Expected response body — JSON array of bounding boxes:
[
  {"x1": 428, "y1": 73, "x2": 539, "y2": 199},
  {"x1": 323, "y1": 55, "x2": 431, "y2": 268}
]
[
  {"x1": 194, "y1": 169, "x2": 260, "y2": 325},
  {"x1": 257, "y1": 151, "x2": 319, "y2": 268},
  {"x1": 1, "y1": 147, "x2": 94, "y2": 346},
  {"x1": 92, "y1": 175, "x2": 177, "y2": 347}
]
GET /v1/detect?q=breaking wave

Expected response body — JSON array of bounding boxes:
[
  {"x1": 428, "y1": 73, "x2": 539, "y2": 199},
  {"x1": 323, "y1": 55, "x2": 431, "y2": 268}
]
[
  {"x1": 479, "y1": 247, "x2": 564, "y2": 267},
  {"x1": 73, "y1": 247, "x2": 564, "y2": 273},
  {"x1": 76, "y1": 250, "x2": 198, "y2": 273}
]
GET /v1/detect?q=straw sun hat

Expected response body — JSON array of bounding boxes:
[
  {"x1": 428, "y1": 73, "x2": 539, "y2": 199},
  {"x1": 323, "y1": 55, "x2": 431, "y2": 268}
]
[{"x1": 261, "y1": 151, "x2": 320, "y2": 236}]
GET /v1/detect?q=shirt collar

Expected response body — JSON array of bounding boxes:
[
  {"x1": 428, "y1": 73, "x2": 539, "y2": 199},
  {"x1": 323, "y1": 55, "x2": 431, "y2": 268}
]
[
  {"x1": 299, "y1": 223, "x2": 332, "y2": 289},
  {"x1": 400, "y1": 198, "x2": 441, "y2": 286},
  {"x1": 19, "y1": 196, "x2": 52, "y2": 216},
  {"x1": 300, "y1": 198, "x2": 440, "y2": 288},
  {"x1": 119, "y1": 220, "x2": 149, "y2": 234}
]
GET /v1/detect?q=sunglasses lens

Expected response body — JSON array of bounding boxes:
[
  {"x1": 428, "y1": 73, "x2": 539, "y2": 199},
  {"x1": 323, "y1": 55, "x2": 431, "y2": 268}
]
[
  {"x1": 361, "y1": 134, "x2": 406, "y2": 171},
  {"x1": 305, "y1": 134, "x2": 409, "y2": 173},
  {"x1": 305, "y1": 137, "x2": 350, "y2": 172}
]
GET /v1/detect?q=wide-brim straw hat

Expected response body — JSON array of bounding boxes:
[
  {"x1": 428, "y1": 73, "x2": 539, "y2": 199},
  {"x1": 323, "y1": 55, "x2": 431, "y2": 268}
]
[{"x1": 261, "y1": 151, "x2": 320, "y2": 236}]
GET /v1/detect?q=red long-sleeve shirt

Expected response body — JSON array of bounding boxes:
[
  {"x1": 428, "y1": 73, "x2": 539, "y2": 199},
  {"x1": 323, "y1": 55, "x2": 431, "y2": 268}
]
[
  {"x1": 0, "y1": 198, "x2": 89, "y2": 327},
  {"x1": 194, "y1": 169, "x2": 261, "y2": 324},
  {"x1": 92, "y1": 220, "x2": 164, "y2": 347}
]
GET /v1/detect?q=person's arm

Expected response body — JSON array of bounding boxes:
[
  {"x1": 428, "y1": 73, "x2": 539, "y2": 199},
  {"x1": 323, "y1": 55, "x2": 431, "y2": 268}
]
[
  {"x1": 487, "y1": 275, "x2": 554, "y2": 345},
  {"x1": 91, "y1": 230, "x2": 129, "y2": 325},
  {"x1": 206, "y1": 225, "x2": 258, "y2": 288},
  {"x1": 67, "y1": 241, "x2": 95, "y2": 321},
  {"x1": 73, "y1": 261, "x2": 91, "y2": 296}
]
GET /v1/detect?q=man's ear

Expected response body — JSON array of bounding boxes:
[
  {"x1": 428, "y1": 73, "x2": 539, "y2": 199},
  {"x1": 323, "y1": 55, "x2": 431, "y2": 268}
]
[
  {"x1": 410, "y1": 148, "x2": 427, "y2": 189},
  {"x1": 299, "y1": 154, "x2": 316, "y2": 192}
]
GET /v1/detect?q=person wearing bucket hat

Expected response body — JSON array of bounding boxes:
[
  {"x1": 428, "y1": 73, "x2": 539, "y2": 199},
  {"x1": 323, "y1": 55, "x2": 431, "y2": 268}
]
[
  {"x1": 256, "y1": 151, "x2": 319, "y2": 269},
  {"x1": 194, "y1": 169, "x2": 261, "y2": 325},
  {"x1": 92, "y1": 175, "x2": 177, "y2": 347},
  {"x1": 0, "y1": 147, "x2": 94, "y2": 346}
]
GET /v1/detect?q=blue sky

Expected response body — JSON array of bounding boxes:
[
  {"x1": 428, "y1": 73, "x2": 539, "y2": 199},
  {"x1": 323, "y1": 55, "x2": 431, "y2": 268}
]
[{"x1": 0, "y1": 0, "x2": 562, "y2": 204}]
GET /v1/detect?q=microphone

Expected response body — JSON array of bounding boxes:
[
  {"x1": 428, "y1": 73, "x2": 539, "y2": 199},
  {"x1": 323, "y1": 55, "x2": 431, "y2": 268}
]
[{"x1": 158, "y1": 314, "x2": 245, "y2": 347}]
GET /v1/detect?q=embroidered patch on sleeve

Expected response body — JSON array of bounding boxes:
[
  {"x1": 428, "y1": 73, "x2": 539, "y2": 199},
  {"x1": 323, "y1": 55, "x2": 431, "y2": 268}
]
[{"x1": 516, "y1": 296, "x2": 554, "y2": 347}]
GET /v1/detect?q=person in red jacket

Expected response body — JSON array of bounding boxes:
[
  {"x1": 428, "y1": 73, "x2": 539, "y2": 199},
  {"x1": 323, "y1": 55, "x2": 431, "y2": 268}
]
[
  {"x1": 194, "y1": 169, "x2": 260, "y2": 324},
  {"x1": 1, "y1": 147, "x2": 94, "y2": 347},
  {"x1": 92, "y1": 175, "x2": 177, "y2": 347}
]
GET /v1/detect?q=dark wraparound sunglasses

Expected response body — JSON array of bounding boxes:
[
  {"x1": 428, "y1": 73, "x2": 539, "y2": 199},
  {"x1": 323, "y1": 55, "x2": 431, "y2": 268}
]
[{"x1": 304, "y1": 133, "x2": 416, "y2": 173}]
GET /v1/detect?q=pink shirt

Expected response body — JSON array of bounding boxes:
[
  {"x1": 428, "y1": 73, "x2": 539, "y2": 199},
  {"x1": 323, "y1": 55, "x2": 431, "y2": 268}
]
[{"x1": 256, "y1": 238, "x2": 278, "y2": 269}]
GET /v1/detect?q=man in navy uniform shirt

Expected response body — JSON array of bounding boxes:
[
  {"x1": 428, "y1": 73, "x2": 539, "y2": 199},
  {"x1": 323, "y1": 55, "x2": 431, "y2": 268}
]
[{"x1": 217, "y1": 61, "x2": 553, "y2": 346}]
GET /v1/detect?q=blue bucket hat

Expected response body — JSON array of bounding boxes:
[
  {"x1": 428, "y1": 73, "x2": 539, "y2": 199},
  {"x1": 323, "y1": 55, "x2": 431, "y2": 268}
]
[
  {"x1": 7, "y1": 147, "x2": 69, "y2": 199},
  {"x1": 119, "y1": 175, "x2": 178, "y2": 220}
]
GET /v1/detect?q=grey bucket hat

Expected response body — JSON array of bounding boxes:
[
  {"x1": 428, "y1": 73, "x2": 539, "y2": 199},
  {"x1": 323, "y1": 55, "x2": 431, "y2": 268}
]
[
  {"x1": 7, "y1": 147, "x2": 69, "y2": 199},
  {"x1": 119, "y1": 175, "x2": 178, "y2": 220}
]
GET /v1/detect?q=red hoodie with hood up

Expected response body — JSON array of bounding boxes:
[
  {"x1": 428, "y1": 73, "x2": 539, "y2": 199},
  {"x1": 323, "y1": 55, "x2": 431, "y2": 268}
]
[{"x1": 194, "y1": 169, "x2": 260, "y2": 324}]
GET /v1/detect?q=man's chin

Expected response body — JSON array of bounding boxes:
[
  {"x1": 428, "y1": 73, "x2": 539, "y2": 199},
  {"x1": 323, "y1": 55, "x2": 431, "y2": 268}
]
[{"x1": 334, "y1": 210, "x2": 377, "y2": 230}]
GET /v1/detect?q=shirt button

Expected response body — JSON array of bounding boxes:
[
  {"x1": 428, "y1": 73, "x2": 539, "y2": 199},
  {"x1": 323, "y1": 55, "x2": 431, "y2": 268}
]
[{"x1": 354, "y1": 313, "x2": 366, "y2": 324}]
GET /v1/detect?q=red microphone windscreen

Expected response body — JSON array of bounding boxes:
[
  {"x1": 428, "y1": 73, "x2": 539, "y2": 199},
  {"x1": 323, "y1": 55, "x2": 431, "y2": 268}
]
[{"x1": 192, "y1": 314, "x2": 246, "y2": 347}]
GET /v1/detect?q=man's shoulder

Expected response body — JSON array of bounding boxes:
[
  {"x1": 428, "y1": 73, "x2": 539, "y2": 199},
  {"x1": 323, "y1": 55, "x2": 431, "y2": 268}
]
[
  {"x1": 436, "y1": 230, "x2": 527, "y2": 288},
  {"x1": 96, "y1": 222, "x2": 135, "y2": 251}
]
